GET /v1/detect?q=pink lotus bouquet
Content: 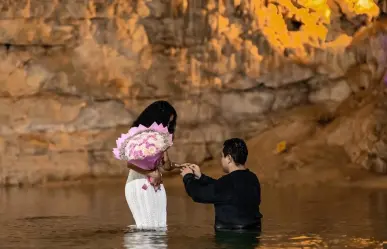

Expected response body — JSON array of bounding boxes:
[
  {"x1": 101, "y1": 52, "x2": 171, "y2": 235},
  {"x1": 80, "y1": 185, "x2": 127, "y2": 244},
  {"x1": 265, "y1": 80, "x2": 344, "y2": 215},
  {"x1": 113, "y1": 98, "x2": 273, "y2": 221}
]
[{"x1": 112, "y1": 122, "x2": 173, "y2": 171}]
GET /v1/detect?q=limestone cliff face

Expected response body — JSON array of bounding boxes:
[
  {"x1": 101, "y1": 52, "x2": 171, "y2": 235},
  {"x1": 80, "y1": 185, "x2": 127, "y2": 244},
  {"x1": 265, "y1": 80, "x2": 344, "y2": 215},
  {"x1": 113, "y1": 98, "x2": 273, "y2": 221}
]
[{"x1": 0, "y1": 0, "x2": 386, "y2": 186}]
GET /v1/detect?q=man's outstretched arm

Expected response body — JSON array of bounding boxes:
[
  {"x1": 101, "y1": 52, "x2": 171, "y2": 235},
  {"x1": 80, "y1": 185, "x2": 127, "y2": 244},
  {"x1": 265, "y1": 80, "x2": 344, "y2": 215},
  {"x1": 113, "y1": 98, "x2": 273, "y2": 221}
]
[
  {"x1": 178, "y1": 163, "x2": 216, "y2": 185},
  {"x1": 182, "y1": 173, "x2": 226, "y2": 204},
  {"x1": 197, "y1": 174, "x2": 217, "y2": 185}
]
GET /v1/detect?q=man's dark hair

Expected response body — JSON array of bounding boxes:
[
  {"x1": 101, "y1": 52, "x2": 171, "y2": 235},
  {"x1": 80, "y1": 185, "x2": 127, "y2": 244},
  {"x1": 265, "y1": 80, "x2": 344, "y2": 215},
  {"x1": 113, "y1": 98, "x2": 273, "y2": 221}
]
[
  {"x1": 132, "y1": 100, "x2": 177, "y2": 134},
  {"x1": 222, "y1": 138, "x2": 248, "y2": 166}
]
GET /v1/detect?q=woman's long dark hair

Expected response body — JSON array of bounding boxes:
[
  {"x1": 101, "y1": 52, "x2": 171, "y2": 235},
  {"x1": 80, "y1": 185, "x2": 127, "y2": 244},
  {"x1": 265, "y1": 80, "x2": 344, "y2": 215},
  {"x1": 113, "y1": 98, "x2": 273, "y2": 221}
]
[{"x1": 132, "y1": 100, "x2": 177, "y2": 134}]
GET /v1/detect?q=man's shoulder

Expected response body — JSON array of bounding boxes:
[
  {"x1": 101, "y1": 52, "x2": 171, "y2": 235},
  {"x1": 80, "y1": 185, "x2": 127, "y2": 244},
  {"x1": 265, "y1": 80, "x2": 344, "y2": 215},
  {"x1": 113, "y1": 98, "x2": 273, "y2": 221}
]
[
  {"x1": 238, "y1": 169, "x2": 261, "y2": 185},
  {"x1": 247, "y1": 169, "x2": 259, "y2": 177},
  {"x1": 218, "y1": 169, "x2": 260, "y2": 181},
  {"x1": 247, "y1": 170, "x2": 261, "y2": 183},
  {"x1": 217, "y1": 174, "x2": 229, "y2": 182},
  {"x1": 216, "y1": 174, "x2": 233, "y2": 186}
]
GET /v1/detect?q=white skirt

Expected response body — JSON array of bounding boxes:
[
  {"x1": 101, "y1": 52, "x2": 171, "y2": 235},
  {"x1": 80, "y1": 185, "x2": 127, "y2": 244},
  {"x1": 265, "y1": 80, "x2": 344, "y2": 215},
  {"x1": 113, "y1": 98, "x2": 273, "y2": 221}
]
[{"x1": 125, "y1": 170, "x2": 167, "y2": 229}]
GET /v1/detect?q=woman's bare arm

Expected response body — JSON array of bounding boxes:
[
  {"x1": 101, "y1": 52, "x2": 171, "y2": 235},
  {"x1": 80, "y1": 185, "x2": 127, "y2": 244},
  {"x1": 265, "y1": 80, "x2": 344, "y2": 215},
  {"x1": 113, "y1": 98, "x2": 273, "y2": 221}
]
[
  {"x1": 159, "y1": 151, "x2": 182, "y2": 171},
  {"x1": 127, "y1": 162, "x2": 154, "y2": 175},
  {"x1": 127, "y1": 162, "x2": 162, "y2": 186}
]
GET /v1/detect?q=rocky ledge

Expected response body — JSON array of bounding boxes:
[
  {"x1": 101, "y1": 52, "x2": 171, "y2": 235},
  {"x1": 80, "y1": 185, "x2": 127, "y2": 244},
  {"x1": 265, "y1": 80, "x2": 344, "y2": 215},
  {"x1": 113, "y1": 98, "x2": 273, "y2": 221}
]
[{"x1": 0, "y1": 0, "x2": 387, "y2": 186}]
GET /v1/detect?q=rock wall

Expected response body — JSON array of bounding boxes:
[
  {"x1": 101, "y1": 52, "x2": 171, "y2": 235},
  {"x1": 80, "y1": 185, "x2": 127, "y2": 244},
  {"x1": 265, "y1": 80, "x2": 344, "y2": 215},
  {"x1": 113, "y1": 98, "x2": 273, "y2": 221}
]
[{"x1": 0, "y1": 0, "x2": 386, "y2": 186}]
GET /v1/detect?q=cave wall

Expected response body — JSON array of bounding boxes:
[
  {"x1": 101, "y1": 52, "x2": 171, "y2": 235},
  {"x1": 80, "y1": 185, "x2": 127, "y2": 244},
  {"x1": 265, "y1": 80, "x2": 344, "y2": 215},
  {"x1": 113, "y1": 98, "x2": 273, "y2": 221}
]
[{"x1": 0, "y1": 0, "x2": 385, "y2": 185}]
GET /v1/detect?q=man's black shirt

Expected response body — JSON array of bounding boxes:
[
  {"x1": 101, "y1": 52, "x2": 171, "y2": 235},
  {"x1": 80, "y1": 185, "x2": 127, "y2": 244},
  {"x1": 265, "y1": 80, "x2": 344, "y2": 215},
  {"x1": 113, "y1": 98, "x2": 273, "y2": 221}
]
[{"x1": 183, "y1": 169, "x2": 262, "y2": 231}]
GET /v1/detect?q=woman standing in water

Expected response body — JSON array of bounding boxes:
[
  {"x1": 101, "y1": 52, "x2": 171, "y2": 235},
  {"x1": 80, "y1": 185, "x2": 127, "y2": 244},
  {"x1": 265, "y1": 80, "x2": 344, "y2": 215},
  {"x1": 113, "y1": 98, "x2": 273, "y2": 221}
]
[{"x1": 114, "y1": 101, "x2": 180, "y2": 229}]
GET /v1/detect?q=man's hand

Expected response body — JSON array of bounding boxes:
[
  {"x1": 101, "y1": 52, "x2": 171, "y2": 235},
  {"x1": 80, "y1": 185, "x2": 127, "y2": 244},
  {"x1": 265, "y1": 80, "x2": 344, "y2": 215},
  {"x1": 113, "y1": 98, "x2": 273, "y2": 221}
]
[
  {"x1": 188, "y1": 164, "x2": 201, "y2": 179},
  {"x1": 179, "y1": 163, "x2": 201, "y2": 179},
  {"x1": 180, "y1": 166, "x2": 194, "y2": 177}
]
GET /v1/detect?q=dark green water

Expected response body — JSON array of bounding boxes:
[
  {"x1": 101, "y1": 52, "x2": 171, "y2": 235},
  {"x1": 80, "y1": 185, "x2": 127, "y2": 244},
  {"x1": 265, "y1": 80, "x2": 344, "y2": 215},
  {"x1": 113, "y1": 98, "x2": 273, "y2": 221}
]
[{"x1": 0, "y1": 181, "x2": 386, "y2": 249}]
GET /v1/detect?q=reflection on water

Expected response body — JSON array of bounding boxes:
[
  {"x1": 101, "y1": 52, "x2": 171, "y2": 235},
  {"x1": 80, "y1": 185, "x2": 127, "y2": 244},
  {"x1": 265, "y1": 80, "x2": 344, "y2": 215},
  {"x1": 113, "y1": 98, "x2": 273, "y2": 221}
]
[
  {"x1": 215, "y1": 230, "x2": 261, "y2": 249},
  {"x1": 123, "y1": 228, "x2": 167, "y2": 249},
  {"x1": 0, "y1": 182, "x2": 387, "y2": 249}
]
